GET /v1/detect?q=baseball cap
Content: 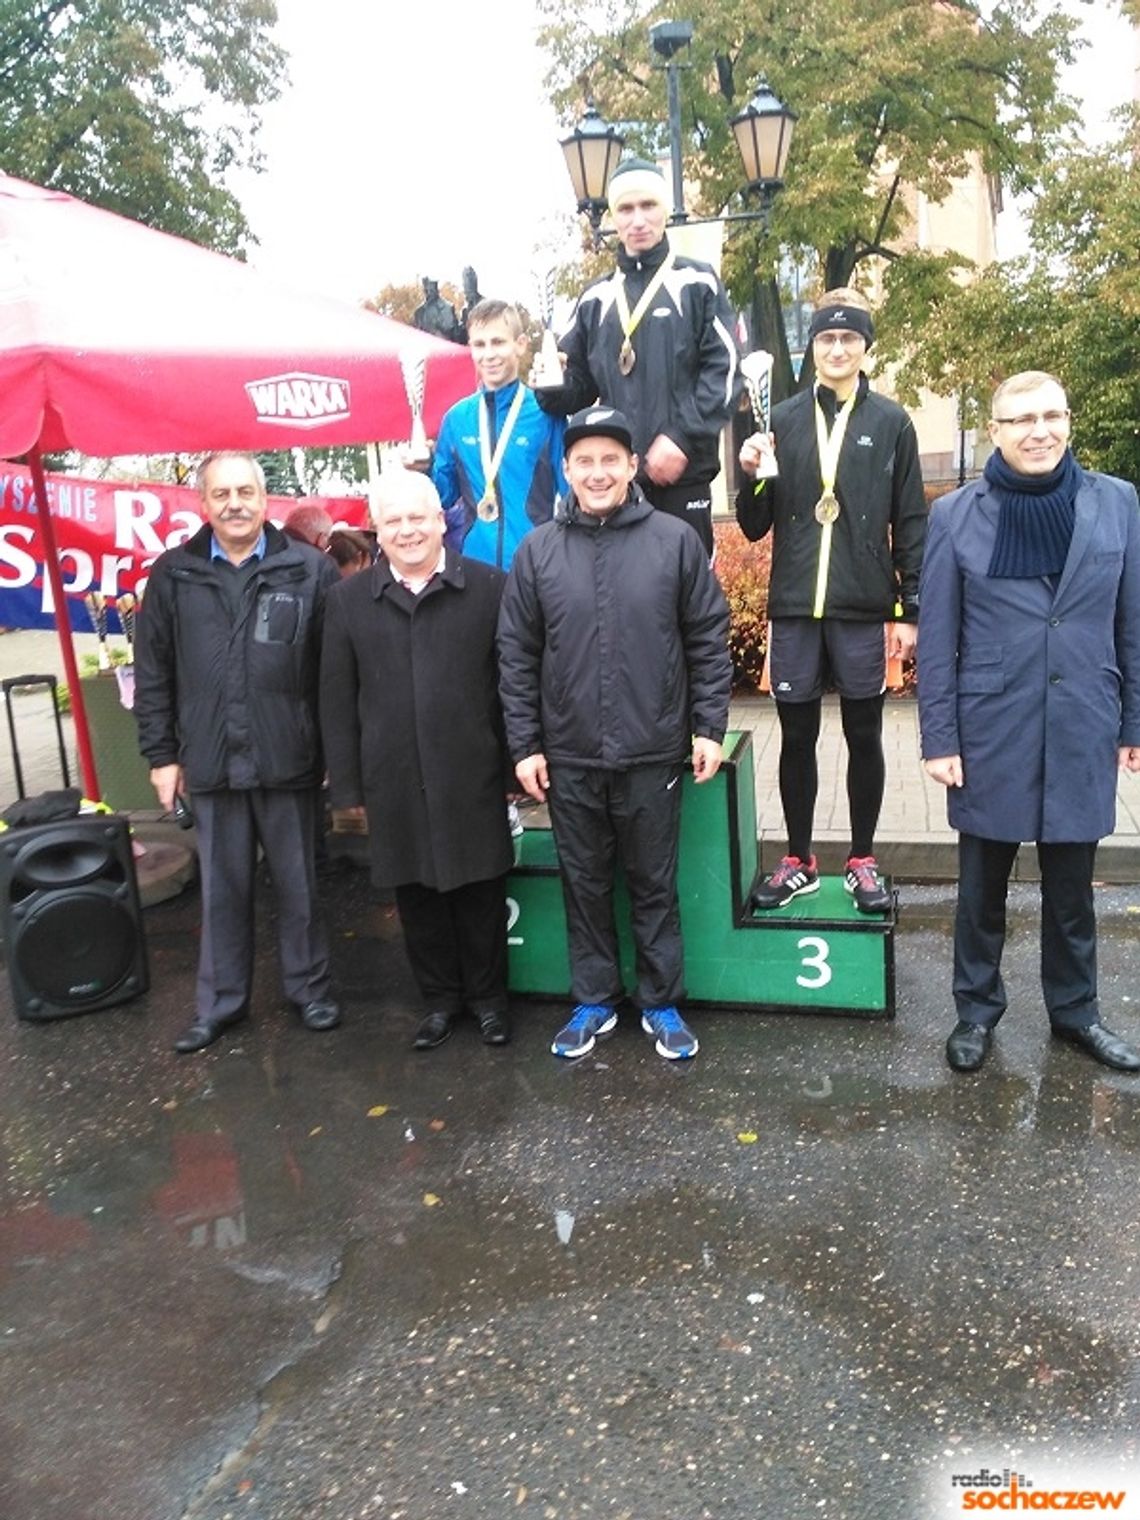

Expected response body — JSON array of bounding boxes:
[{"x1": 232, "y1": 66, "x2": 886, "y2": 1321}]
[{"x1": 564, "y1": 406, "x2": 634, "y2": 454}]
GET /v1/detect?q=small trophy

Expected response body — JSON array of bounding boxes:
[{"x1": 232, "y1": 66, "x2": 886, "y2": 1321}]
[
  {"x1": 84, "y1": 591, "x2": 111, "y2": 670},
  {"x1": 531, "y1": 268, "x2": 564, "y2": 390},
  {"x1": 741, "y1": 349, "x2": 778, "y2": 479},
  {"x1": 400, "y1": 351, "x2": 431, "y2": 462},
  {"x1": 117, "y1": 592, "x2": 137, "y2": 656}
]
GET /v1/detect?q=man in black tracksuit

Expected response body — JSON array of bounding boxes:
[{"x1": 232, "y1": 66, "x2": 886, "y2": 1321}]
[
  {"x1": 135, "y1": 452, "x2": 342, "y2": 1053},
  {"x1": 736, "y1": 290, "x2": 926, "y2": 914},
  {"x1": 498, "y1": 406, "x2": 732, "y2": 1061},
  {"x1": 536, "y1": 158, "x2": 741, "y2": 557}
]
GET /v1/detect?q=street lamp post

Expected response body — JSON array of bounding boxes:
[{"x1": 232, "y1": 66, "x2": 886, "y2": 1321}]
[
  {"x1": 648, "y1": 19, "x2": 694, "y2": 225},
  {"x1": 559, "y1": 102, "x2": 625, "y2": 245},
  {"x1": 557, "y1": 24, "x2": 795, "y2": 239},
  {"x1": 729, "y1": 76, "x2": 798, "y2": 231}
]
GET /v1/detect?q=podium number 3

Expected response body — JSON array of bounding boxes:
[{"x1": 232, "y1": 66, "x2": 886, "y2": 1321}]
[{"x1": 796, "y1": 935, "x2": 832, "y2": 988}]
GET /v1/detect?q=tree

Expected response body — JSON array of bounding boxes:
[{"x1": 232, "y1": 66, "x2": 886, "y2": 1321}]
[
  {"x1": 537, "y1": 0, "x2": 1081, "y2": 399},
  {"x1": 882, "y1": 118, "x2": 1140, "y2": 482},
  {"x1": 0, "y1": 0, "x2": 286, "y2": 254}
]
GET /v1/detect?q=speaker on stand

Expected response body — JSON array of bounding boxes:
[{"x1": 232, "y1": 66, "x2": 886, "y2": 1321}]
[{"x1": 0, "y1": 815, "x2": 149, "y2": 1020}]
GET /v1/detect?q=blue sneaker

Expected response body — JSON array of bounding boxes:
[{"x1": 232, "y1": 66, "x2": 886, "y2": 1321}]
[
  {"x1": 641, "y1": 1006, "x2": 699, "y2": 1060},
  {"x1": 551, "y1": 1003, "x2": 617, "y2": 1059}
]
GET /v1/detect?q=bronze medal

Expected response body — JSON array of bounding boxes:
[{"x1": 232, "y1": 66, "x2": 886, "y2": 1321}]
[
  {"x1": 477, "y1": 494, "x2": 499, "y2": 523},
  {"x1": 814, "y1": 491, "x2": 840, "y2": 525},
  {"x1": 618, "y1": 338, "x2": 636, "y2": 377}
]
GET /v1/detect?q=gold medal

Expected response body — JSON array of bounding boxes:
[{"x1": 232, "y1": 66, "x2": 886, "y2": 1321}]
[
  {"x1": 814, "y1": 491, "x2": 840, "y2": 525},
  {"x1": 477, "y1": 493, "x2": 499, "y2": 523},
  {"x1": 618, "y1": 338, "x2": 636, "y2": 376}
]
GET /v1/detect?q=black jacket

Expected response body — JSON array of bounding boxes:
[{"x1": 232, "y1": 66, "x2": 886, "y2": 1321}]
[
  {"x1": 497, "y1": 486, "x2": 732, "y2": 769},
  {"x1": 134, "y1": 522, "x2": 339, "y2": 791},
  {"x1": 736, "y1": 378, "x2": 927, "y2": 621},
  {"x1": 319, "y1": 552, "x2": 513, "y2": 893},
  {"x1": 536, "y1": 235, "x2": 742, "y2": 488}
]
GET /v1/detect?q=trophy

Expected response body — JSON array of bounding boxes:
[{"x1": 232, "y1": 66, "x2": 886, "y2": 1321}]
[
  {"x1": 117, "y1": 592, "x2": 137, "y2": 656},
  {"x1": 530, "y1": 268, "x2": 564, "y2": 390},
  {"x1": 741, "y1": 348, "x2": 778, "y2": 479},
  {"x1": 84, "y1": 591, "x2": 111, "y2": 670},
  {"x1": 400, "y1": 351, "x2": 431, "y2": 462}
]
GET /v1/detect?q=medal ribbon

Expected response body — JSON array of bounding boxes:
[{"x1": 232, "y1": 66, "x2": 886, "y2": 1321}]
[
  {"x1": 478, "y1": 383, "x2": 528, "y2": 508},
  {"x1": 613, "y1": 250, "x2": 677, "y2": 360},
  {"x1": 811, "y1": 388, "x2": 858, "y2": 619}
]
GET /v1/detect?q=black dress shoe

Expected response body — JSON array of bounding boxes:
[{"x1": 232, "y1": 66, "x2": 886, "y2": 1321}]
[
  {"x1": 946, "y1": 1020, "x2": 991, "y2": 1073},
  {"x1": 413, "y1": 1011, "x2": 454, "y2": 1050},
  {"x1": 476, "y1": 1009, "x2": 511, "y2": 1046},
  {"x1": 174, "y1": 1012, "x2": 246, "y2": 1054},
  {"x1": 298, "y1": 999, "x2": 341, "y2": 1032},
  {"x1": 1052, "y1": 1022, "x2": 1140, "y2": 1072}
]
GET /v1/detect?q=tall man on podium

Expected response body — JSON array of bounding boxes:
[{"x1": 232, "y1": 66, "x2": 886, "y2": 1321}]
[{"x1": 535, "y1": 159, "x2": 741, "y2": 558}]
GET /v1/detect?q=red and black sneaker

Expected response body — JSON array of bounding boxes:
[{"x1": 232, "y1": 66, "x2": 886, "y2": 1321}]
[
  {"x1": 844, "y1": 856, "x2": 891, "y2": 914},
  {"x1": 751, "y1": 854, "x2": 820, "y2": 910}
]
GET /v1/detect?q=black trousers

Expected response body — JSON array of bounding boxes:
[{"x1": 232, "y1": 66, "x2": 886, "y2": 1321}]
[
  {"x1": 953, "y1": 832, "x2": 1099, "y2": 1032},
  {"x1": 547, "y1": 762, "x2": 684, "y2": 1009},
  {"x1": 193, "y1": 787, "x2": 331, "y2": 1022},
  {"x1": 394, "y1": 874, "x2": 509, "y2": 1017},
  {"x1": 639, "y1": 478, "x2": 713, "y2": 558}
]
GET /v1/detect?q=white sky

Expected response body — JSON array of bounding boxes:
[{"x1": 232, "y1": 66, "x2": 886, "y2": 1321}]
[
  {"x1": 233, "y1": 0, "x2": 1137, "y2": 305},
  {"x1": 233, "y1": 0, "x2": 572, "y2": 308}
]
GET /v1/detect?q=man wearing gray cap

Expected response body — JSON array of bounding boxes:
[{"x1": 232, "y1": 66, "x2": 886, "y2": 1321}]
[
  {"x1": 536, "y1": 158, "x2": 741, "y2": 557},
  {"x1": 498, "y1": 406, "x2": 732, "y2": 1061}
]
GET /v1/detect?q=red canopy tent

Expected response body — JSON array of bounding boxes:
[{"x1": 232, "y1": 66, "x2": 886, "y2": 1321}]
[{"x1": 0, "y1": 173, "x2": 472, "y2": 797}]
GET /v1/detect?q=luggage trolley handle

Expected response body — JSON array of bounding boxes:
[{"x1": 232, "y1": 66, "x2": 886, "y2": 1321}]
[{"x1": 2, "y1": 674, "x2": 72, "y2": 800}]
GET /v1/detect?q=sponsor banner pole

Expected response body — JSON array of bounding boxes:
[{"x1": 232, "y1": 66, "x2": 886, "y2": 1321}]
[{"x1": 28, "y1": 447, "x2": 100, "y2": 799}]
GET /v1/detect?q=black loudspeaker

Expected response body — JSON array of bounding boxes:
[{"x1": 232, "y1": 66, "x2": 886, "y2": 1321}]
[{"x1": 0, "y1": 815, "x2": 149, "y2": 1020}]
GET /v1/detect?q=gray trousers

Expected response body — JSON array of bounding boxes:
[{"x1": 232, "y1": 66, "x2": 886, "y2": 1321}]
[
  {"x1": 547, "y1": 762, "x2": 685, "y2": 1010},
  {"x1": 192, "y1": 786, "x2": 331, "y2": 1022}
]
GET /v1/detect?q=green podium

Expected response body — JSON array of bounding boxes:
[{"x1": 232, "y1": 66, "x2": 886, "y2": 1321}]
[{"x1": 506, "y1": 731, "x2": 895, "y2": 1018}]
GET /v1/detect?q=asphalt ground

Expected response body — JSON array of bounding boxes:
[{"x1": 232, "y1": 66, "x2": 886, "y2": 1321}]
[{"x1": 1, "y1": 629, "x2": 1140, "y2": 1516}]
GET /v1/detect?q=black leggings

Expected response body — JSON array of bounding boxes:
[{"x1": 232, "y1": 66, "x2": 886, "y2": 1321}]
[{"x1": 776, "y1": 694, "x2": 885, "y2": 861}]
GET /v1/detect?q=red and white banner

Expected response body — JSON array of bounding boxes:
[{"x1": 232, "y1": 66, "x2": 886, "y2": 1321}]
[{"x1": 0, "y1": 467, "x2": 369, "y2": 632}]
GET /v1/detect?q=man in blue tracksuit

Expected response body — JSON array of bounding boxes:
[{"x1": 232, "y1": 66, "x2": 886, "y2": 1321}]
[{"x1": 429, "y1": 299, "x2": 566, "y2": 570}]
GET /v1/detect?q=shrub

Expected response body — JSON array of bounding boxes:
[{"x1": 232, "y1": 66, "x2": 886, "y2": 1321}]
[{"x1": 714, "y1": 519, "x2": 771, "y2": 691}]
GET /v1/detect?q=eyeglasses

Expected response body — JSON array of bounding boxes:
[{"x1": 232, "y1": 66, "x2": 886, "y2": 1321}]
[
  {"x1": 991, "y1": 410, "x2": 1070, "y2": 432},
  {"x1": 812, "y1": 331, "x2": 865, "y2": 351}
]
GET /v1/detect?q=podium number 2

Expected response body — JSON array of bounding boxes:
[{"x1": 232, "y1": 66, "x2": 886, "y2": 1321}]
[
  {"x1": 796, "y1": 935, "x2": 832, "y2": 988},
  {"x1": 506, "y1": 897, "x2": 523, "y2": 947}
]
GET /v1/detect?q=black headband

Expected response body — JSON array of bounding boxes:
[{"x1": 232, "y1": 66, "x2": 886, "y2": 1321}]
[{"x1": 808, "y1": 305, "x2": 875, "y2": 349}]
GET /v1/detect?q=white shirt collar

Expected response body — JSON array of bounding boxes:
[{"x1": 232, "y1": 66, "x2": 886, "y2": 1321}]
[{"x1": 389, "y1": 546, "x2": 446, "y2": 596}]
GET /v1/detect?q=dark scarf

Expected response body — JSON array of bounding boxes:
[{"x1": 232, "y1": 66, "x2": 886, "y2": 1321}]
[{"x1": 985, "y1": 447, "x2": 1082, "y2": 579}]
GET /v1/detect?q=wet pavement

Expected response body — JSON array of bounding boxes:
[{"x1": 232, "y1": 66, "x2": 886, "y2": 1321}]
[{"x1": 3, "y1": 861, "x2": 1140, "y2": 1519}]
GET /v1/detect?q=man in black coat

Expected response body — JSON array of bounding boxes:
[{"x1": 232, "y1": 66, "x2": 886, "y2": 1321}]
[
  {"x1": 498, "y1": 407, "x2": 732, "y2": 1062},
  {"x1": 135, "y1": 452, "x2": 343, "y2": 1053},
  {"x1": 319, "y1": 470, "x2": 514, "y2": 1050}
]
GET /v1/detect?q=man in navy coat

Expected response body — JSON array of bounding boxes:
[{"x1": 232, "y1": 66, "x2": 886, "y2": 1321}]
[{"x1": 918, "y1": 371, "x2": 1140, "y2": 1073}]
